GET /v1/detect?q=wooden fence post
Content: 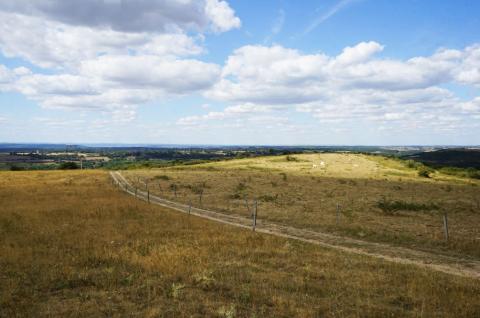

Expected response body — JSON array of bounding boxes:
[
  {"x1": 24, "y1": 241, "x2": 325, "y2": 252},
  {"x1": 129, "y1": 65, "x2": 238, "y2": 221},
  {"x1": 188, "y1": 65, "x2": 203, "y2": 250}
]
[
  {"x1": 252, "y1": 199, "x2": 257, "y2": 232},
  {"x1": 147, "y1": 190, "x2": 150, "y2": 203},
  {"x1": 443, "y1": 212, "x2": 449, "y2": 241},
  {"x1": 199, "y1": 189, "x2": 203, "y2": 206},
  {"x1": 135, "y1": 187, "x2": 137, "y2": 198},
  {"x1": 189, "y1": 201, "x2": 192, "y2": 214}
]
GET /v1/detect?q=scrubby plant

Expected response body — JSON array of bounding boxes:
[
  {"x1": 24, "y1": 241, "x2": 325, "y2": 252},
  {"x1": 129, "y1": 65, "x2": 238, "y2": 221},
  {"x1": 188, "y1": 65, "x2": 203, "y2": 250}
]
[
  {"x1": 418, "y1": 166, "x2": 434, "y2": 178},
  {"x1": 376, "y1": 196, "x2": 438, "y2": 214},
  {"x1": 405, "y1": 160, "x2": 421, "y2": 169},
  {"x1": 286, "y1": 155, "x2": 298, "y2": 162}
]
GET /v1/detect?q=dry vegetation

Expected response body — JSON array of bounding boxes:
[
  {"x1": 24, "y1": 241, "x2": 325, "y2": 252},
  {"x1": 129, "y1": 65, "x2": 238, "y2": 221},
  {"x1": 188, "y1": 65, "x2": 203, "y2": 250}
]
[
  {"x1": 1, "y1": 170, "x2": 479, "y2": 317},
  {"x1": 123, "y1": 153, "x2": 480, "y2": 258}
]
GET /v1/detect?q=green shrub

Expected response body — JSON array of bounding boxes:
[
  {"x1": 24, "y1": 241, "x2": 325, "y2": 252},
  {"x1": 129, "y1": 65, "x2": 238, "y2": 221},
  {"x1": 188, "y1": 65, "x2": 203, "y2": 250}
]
[
  {"x1": 286, "y1": 155, "x2": 298, "y2": 162},
  {"x1": 405, "y1": 160, "x2": 416, "y2": 168},
  {"x1": 405, "y1": 160, "x2": 423, "y2": 169},
  {"x1": 376, "y1": 196, "x2": 438, "y2": 214},
  {"x1": 418, "y1": 166, "x2": 433, "y2": 178}
]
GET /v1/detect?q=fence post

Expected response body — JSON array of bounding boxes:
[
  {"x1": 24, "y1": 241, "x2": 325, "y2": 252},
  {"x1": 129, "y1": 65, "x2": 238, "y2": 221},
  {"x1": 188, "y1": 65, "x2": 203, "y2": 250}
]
[
  {"x1": 189, "y1": 201, "x2": 192, "y2": 214},
  {"x1": 135, "y1": 187, "x2": 137, "y2": 198},
  {"x1": 336, "y1": 203, "x2": 340, "y2": 225},
  {"x1": 252, "y1": 199, "x2": 257, "y2": 232},
  {"x1": 147, "y1": 190, "x2": 150, "y2": 203},
  {"x1": 443, "y1": 212, "x2": 449, "y2": 241},
  {"x1": 199, "y1": 189, "x2": 203, "y2": 206}
]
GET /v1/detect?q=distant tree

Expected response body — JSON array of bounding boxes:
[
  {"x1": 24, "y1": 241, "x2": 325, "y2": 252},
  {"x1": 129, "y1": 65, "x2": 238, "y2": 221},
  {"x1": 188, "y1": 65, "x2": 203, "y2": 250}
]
[
  {"x1": 58, "y1": 162, "x2": 79, "y2": 170},
  {"x1": 9, "y1": 165, "x2": 25, "y2": 171}
]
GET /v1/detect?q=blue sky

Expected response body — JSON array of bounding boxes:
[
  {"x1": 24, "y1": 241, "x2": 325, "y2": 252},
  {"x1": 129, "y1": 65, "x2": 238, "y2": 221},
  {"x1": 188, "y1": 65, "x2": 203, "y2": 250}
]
[{"x1": 0, "y1": 0, "x2": 479, "y2": 145}]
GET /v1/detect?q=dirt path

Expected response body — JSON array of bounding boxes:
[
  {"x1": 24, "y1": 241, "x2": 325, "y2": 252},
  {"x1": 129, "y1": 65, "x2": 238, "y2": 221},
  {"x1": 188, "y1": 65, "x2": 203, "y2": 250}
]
[{"x1": 111, "y1": 171, "x2": 480, "y2": 279}]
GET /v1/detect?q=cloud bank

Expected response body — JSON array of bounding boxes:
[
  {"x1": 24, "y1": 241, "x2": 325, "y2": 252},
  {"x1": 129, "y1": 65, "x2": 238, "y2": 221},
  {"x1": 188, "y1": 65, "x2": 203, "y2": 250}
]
[{"x1": 0, "y1": 1, "x2": 479, "y2": 143}]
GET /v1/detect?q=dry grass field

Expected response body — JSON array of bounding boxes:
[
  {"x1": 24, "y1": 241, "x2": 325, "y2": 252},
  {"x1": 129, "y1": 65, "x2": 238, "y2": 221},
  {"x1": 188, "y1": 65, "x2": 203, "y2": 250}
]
[
  {"x1": 1, "y1": 170, "x2": 480, "y2": 317},
  {"x1": 123, "y1": 153, "x2": 480, "y2": 258}
]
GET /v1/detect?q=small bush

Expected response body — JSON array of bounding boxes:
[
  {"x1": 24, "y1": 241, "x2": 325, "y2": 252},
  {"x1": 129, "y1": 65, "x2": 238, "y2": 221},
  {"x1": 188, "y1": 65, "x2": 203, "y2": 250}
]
[
  {"x1": 405, "y1": 160, "x2": 422, "y2": 169},
  {"x1": 376, "y1": 196, "x2": 438, "y2": 215},
  {"x1": 286, "y1": 155, "x2": 298, "y2": 162},
  {"x1": 418, "y1": 166, "x2": 434, "y2": 178}
]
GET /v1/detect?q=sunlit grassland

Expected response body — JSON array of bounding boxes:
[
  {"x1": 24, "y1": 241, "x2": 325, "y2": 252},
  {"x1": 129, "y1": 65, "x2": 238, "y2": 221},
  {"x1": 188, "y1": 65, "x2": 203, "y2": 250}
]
[
  {"x1": 124, "y1": 153, "x2": 480, "y2": 258},
  {"x1": 1, "y1": 170, "x2": 480, "y2": 317}
]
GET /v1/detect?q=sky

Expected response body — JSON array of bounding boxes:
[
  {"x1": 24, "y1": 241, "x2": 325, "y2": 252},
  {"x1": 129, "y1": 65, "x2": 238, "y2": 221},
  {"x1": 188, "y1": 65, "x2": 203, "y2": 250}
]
[{"x1": 0, "y1": 0, "x2": 479, "y2": 145}]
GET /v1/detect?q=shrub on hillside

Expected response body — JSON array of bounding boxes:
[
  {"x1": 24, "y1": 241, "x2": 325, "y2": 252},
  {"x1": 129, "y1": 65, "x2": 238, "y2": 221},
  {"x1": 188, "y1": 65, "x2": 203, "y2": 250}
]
[
  {"x1": 418, "y1": 166, "x2": 434, "y2": 178},
  {"x1": 376, "y1": 196, "x2": 438, "y2": 215},
  {"x1": 286, "y1": 155, "x2": 298, "y2": 162}
]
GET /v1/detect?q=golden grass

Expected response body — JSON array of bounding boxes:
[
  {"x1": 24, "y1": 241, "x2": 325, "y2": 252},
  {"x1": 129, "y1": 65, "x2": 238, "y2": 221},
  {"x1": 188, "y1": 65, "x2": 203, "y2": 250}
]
[
  {"x1": 1, "y1": 170, "x2": 480, "y2": 317},
  {"x1": 124, "y1": 153, "x2": 480, "y2": 258}
]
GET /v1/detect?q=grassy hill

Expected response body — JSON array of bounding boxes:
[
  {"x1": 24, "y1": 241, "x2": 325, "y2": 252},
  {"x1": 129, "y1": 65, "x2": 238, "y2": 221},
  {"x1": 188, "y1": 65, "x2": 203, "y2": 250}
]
[
  {"x1": 123, "y1": 153, "x2": 480, "y2": 258},
  {"x1": 1, "y1": 162, "x2": 480, "y2": 316}
]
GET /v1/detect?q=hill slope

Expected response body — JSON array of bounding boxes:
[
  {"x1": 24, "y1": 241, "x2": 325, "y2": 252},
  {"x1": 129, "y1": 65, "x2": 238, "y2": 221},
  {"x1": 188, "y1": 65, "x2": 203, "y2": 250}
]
[{"x1": 1, "y1": 170, "x2": 479, "y2": 316}]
